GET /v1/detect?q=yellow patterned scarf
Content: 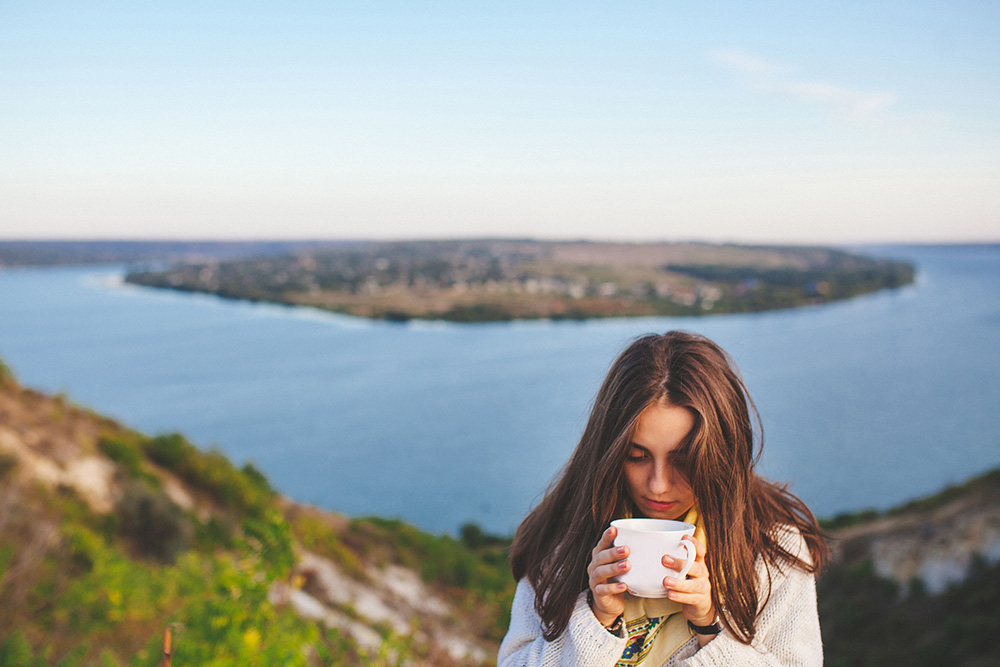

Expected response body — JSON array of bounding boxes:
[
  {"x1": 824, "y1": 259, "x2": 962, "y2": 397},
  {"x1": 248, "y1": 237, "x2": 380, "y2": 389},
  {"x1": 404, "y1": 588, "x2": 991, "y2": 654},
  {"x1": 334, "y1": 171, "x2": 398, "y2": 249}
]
[{"x1": 616, "y1": 506, "x2": 706, "y2": 666}]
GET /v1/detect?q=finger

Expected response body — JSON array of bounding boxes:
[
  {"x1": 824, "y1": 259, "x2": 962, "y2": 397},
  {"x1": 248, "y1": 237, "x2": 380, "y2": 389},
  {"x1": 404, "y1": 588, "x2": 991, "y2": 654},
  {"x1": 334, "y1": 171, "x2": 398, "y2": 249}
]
[
  {"x1": 602, "y1": 559, "x2": 630, "y2": 582},
  {"x1": 589, "y1": 528, "x2": 621, "y2": 575},
  {"x1": 591, "y1": 558, "x2": 630, "y2": 588},
  {"x1": 594, "y1": 544, "x2": 629, "y2": 567},
  {"x1": 685, "y1": 562, "x2": 709, "y2": 582},
  {"x1": 593, "y1": 581, "x2": 628, "y2": 598},
  {"x1": 598, "y1": 526, "x2": 618, "y2": 551},
  {"x1": 591, "y1": 527, "x2": 617, "y2": 560},
  {"x1": 663, "y1": 575, "x2": 710, "y2": 595},
  {"x1": 665, "y1": 588, "x2": 712, "y2": 610},
  {"x1": 663, "y1": 554, "x2": 708, "y2": 579},
  {"x1": 682, "y1": 533, "x2": 707, "y2": 561}
]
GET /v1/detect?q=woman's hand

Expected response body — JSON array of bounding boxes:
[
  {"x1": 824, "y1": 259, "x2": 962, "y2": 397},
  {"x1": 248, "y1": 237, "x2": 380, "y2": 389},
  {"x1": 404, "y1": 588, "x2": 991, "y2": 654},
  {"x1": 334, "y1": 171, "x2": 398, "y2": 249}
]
[
  {"x1": 663, "y1": 534, "x2": 715, "y2": 628},
  {"x1": 587, "y1": 526, "x2": 629, "y2": 627}
]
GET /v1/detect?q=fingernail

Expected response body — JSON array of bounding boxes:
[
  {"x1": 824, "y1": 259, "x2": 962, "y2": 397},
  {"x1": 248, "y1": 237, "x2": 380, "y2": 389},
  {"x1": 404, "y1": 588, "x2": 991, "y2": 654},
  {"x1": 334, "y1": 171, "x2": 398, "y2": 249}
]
[
  {"x1": 619, "y1": 561, "x2": 629, "y2": 570},
  {"x1": 664, "y1": 577, "x2": 676, "y2": 587},
  {"x1": 616, "y1": 546, "x2": 626, "y2": 556}
]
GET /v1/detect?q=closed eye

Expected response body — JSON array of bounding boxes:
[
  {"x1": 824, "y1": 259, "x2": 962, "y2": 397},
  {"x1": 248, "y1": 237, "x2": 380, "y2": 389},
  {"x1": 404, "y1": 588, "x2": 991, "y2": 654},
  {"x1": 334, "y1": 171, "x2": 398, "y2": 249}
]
[{"x1": 626, "y1": 445, "x2": 649, "y2": 462}]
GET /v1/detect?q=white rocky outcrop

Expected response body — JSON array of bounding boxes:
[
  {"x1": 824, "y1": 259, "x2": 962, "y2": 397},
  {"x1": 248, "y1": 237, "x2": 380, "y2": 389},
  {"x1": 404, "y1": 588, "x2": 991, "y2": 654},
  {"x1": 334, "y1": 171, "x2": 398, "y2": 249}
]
[
  {"x1": 832, "y1": 490, "x2": 1000, "y2": 594},
  {"x1": 281, "y1": 548, "x2": 489, "y2": 664}
]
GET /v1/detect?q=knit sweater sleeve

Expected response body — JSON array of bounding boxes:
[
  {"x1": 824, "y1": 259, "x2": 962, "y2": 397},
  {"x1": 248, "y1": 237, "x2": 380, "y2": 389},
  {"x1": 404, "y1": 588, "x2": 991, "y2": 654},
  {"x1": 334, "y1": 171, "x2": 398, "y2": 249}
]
[
  {"x1": 673, "y1": 528, "x2": 823, "y2": 667},
  {"x1": 498, "y1": 578, "x2": 628, "y2": 667}
]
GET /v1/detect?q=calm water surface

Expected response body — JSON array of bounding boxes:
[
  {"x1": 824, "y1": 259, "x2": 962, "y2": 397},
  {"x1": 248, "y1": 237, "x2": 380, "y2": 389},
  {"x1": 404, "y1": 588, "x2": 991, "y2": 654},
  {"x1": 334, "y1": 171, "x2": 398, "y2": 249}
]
[{"x1": 1, "y1": 244, "x2": 998, "y2": 535}]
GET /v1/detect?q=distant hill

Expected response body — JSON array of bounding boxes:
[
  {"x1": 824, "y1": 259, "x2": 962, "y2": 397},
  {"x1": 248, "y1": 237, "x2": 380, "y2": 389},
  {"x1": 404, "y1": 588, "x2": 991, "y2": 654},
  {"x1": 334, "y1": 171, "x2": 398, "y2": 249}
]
[
  {"x1": 122, "y1": 239, "x2": 915, "y2": 321},
  {"x1": 0, "y1": 240, "x2": 358, "y2": 267}
]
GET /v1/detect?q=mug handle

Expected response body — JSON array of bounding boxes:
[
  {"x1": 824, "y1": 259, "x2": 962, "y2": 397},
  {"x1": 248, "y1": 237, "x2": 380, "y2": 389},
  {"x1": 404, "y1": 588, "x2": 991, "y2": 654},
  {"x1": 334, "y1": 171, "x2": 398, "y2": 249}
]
[{"x1": 676, "y1": 538, "x2": 697, "y2": 578}]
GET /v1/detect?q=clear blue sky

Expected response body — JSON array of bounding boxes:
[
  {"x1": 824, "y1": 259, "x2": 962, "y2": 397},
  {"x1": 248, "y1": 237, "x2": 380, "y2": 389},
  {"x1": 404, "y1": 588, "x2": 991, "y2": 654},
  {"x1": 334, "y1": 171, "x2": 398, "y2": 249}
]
[{"x1": 2, "y1": 0, "x2": 998, "y2": 243}]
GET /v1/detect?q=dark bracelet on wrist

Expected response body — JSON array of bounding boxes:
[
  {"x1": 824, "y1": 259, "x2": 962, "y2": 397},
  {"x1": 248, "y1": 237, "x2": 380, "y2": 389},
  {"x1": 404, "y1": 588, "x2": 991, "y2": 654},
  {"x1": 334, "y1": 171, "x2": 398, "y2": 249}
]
[{"x1": 688, "y1": 617, "x2": 722, "y2": 635}]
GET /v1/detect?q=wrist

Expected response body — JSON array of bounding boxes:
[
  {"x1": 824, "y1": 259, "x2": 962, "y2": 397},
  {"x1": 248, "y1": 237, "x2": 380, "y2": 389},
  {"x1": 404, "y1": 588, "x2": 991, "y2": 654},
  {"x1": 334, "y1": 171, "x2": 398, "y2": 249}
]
[
  {"x1": 603, "y1": 613, "x2": 624, "y2": 636},
  {"x1": 587, "y1": 590, "x2": 621, "y2": 629},
  {"x1": 688, "y1": 614, "x2": 722, "y2": 636},
  {"x1": 688, "y1": 609, "x2": 717, "y2": 628}
]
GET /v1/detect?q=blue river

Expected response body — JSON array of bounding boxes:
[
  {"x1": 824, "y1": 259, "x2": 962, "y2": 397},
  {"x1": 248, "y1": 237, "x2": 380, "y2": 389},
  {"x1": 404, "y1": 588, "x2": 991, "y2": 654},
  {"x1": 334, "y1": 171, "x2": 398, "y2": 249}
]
[{"x1": 1, "y1": 244, "x2": 998, "y2": 535}]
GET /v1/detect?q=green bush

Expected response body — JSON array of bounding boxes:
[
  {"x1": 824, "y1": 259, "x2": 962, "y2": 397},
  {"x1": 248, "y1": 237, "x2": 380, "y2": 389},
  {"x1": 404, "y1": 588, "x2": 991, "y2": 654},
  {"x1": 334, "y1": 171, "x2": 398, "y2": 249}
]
[
  {"x1": 115, "y1": 481, "x2": 191, "y2": 563},
  {"x1": 239, "y1": 509, "x2": 295, "y2": 579},
  {"x1": 194, "y1": 515, "x2": 237, "y2": 551},
  {"x1": 142, "y1": 433, "x2": 273, "y2": 516},
  {"x1": 98, "y1": 436, "x2": 144, "y2": 472},
  {"x1": 460, "y1": 522, "x2": 509, "y2": 551},
  {"x1": 0, "y1": 631, "x2": 35, "y2": 667},
  {"x1": 240, "y1": 462, "x2": 274, "y2": 495},
  {"x1": 64, "y1": 525, "x2": 103, "y2": 576},
  {"x1": 98, "y1": 436, "x2": 159, "y2": 486},
  {"x1": 142, "y1": 433, "x2": 191, "y2": 469}
]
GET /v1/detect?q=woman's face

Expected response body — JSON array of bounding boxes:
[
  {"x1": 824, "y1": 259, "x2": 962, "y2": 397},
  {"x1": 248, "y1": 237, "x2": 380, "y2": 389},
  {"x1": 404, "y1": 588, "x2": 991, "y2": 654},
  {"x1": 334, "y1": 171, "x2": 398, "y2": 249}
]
[{"x1": 624, "y1": 399, "x2": 696, "y2": 521}]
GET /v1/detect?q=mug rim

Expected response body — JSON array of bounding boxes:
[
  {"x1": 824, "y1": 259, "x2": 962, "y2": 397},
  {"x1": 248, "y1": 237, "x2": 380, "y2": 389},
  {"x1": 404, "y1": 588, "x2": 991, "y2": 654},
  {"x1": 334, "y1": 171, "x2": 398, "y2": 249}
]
[{"x1": 611, "y1": 518, "x2": 694, "y2": 533}]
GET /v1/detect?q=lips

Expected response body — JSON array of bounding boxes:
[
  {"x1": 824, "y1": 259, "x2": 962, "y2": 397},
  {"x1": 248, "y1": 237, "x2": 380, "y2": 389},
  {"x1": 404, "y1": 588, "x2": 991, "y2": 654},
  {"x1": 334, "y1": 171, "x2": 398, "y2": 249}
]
[{"x1": 644, "y1": 498, "x2": 677, "y2": 512}]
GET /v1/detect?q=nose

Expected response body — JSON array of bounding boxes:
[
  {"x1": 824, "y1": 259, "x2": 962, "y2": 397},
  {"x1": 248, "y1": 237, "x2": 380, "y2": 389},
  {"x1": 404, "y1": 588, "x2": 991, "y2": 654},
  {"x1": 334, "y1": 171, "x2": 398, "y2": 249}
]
[{"x1": 648, "y1": 460, "x2": 673, "y2": 494}]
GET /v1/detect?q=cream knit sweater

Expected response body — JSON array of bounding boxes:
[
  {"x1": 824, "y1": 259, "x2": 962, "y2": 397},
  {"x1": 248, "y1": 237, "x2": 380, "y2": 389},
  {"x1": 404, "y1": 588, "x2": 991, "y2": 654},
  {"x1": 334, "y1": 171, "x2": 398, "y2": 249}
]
[{"x1": 498, "y1": 527, "x2": 823, "y2": 667}]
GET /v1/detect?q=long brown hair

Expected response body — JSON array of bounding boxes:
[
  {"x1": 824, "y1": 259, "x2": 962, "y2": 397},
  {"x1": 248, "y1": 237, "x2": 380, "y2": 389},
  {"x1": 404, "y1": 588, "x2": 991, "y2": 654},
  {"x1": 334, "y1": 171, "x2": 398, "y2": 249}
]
[{"x1": 510, "y1": 330, "x2": 828, "y2": 643}]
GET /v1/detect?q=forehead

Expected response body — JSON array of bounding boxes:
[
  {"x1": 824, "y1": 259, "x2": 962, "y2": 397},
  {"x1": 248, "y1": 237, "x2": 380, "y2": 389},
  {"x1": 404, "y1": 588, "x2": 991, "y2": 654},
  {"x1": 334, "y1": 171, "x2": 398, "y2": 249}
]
[{"x1": 631, "y1": 400, "x2": 695, "y2": 453}]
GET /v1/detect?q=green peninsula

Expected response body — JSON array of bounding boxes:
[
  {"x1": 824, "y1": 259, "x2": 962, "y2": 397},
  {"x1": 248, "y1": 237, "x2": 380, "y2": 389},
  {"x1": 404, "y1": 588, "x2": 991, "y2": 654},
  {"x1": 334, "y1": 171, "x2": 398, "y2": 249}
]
[{"x1": 124, "y1": 240, "x2": 914, "y2": 322}]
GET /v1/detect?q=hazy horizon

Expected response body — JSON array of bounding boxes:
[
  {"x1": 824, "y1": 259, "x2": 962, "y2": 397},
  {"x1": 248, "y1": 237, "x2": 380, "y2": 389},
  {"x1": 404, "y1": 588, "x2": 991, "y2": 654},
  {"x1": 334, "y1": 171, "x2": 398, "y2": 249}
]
[{"x1": 3, "y1": 235, "x2": 997, "y2": 247}]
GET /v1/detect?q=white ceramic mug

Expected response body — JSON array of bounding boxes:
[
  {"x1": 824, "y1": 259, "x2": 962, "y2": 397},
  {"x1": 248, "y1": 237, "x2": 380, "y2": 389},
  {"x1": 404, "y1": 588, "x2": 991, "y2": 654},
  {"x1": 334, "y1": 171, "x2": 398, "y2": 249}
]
[{"x1": 611, "y1": 518, "x2": 697, "y2": 598}]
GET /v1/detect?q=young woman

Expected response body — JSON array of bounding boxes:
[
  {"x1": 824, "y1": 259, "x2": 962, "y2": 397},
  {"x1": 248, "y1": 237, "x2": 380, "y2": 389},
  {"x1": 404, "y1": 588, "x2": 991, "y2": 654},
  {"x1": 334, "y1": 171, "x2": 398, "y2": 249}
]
[{"x1": 499, "y1": 331, "x2": 827, "y2": 666}]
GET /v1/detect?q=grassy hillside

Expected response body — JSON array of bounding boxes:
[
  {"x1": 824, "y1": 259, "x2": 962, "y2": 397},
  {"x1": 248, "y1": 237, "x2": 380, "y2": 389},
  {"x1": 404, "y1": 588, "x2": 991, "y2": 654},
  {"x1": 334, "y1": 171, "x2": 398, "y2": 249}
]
[{"x1": 0, "y1": 361, "x2": 513, "y2": 666}]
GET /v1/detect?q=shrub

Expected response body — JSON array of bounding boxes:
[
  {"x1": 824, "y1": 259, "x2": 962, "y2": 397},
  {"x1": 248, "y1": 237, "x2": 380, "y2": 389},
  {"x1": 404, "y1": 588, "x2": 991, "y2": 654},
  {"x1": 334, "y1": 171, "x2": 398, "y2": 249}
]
[
  {"x1": 63, "y1": 525, "x2": 104, "y2": 576},
  {"x1": 142, "y1": 432, "x2": 191, "y2": 469},
  {"x1": 195, "y1": 515, "x2": 237, "y2": 551},
  {"x1": 115, "y1": 481, "x2": 191, "y2": 563},
  {"x1": 240, "y1": 462, "x2": 274, "y2": 495},
  {"x1": 97, "y1": 436, "x2": 159, "y2": 486},
  {"x1": 0, "y1": 631, "x2": 34, "y2": 667},
  {"x1": 0, "y1": 451, "x2": 18, "y2": 481},
  {"x1": 97, "y1": 436, "x2": 143, "y2": 472},
  {"x1": 142, "y1": 433, "x2": 273, "y2": 516},
  {"x1": 460, "y1": 522, "x2": 509, "y2": 551},
  {"x1": 240, "y1": 509, "x2": 295, "y2": 578}
]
